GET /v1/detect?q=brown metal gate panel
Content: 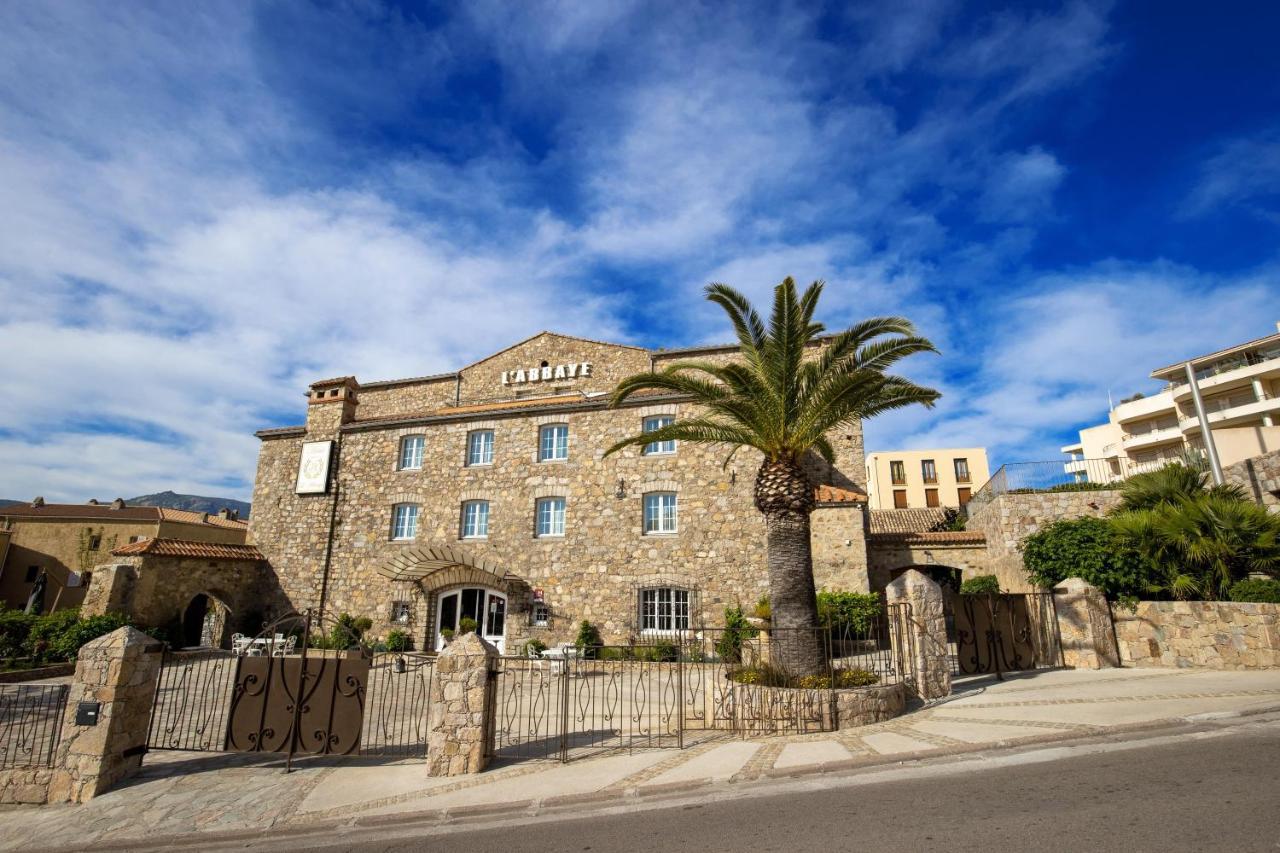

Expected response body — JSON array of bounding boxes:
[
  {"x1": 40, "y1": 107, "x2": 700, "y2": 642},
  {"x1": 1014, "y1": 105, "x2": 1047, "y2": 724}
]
[
  {"x1": 226, "y1": 653, "x2": 370, "y2": 756},
  {"x1": 951, "y1": 593, "x2": 1060, "y2": 676}
]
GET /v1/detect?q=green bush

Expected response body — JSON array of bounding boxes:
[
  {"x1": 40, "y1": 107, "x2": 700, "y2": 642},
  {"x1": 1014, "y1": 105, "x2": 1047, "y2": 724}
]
[
  {"x1": 1228, "y1": 578, "x2": 1280, "y2": 603},
  {"x1": 23, "y1": 610, "x2": 133, "y2": 662},
  {"x1": 715, "y1": 605, "x2": 756, "y2": 663},
  {"x1": 384, "y1": 629, "x2": 410, "y2": 652},
  {"x1": 1021, "y1": 516, "x2": 1155, "y2": 600},
  {"x1": 816, "y1": 590, "x2": 880, "y2": 634},
  {"x1": 457, "y1": 616, "x2": 479, "y2": 636},
  {"x1": 440, "y1": 627, "x2": 455, "y2": 643},
  {"x1": 959, "y1": 575, "x2": 1001, "y2": 595},
  {"x1": 752, "y1": 595, "x2": 771, "y2": 621},
  {"x1": 574, "y1": 620, "x2": 602, "y2": 659},
  {"x1": 0, "y1": 608, "x2": 37, "y2": 659}
]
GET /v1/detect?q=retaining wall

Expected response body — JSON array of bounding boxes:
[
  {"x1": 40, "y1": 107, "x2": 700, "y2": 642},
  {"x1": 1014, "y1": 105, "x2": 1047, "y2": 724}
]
[{"x1": 1113, "y1": 601, "x2": 1280, "y2": 670}]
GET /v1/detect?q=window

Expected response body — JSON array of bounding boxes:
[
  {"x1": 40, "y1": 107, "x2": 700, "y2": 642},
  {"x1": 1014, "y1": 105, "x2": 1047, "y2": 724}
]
[
  {"x1": 925, "y1": 488, "x2": 940, "y2": 508},
  {"x1": 81, "y1": 571, "x2": 92, "y2": 588},
  {"x1": 467, "y1": 430, "x2": 494, "y2": 466},
  {"x1": 921, "y1": 459, "x2": 938, "y2": 484},
  {"x1": 953, "y1": 458, "x2": 970, "y2": 483},
  {"x1": 957, "y1": 487, "x2": 972, "y2": 506},
  {"x1": 643, "y1": 492, "x2": 678, "y2": 534},
  {"x1": 535, "y1": 497, "x2": 566, "y2": 537},
  {"x1": 539, "y1": 424, "x2": 569, "y2": 461},
  {"x1": 391, "y1": 601, "x2": 412, "y2": 623},
  {"x1": 398, "y1": 435, "x2": 424, "y2": 470},
  {"x1": 24, "y1": 566, "x2": 39, "y2": 583},
  {"x1": 890, "y1": 460, "x2": 906, "y2": 485},
  {"x1": 893, "y1": 490, "x2": 908, "y2": 509},
  {"x1": 640, "y1": 587, "x2": 690, "y2": 633},
  {"x1": 87, "y1": 532, "x2": 102, "y2": 551},
  {"x1": 461, "y1": 500, "x2": 490, "y2": 539},
  {"x1": 128, "y1": 535, "x2": 141, "y2": 544},
  {"x1": 532, "y1": 604, "x2": 550, "y2": 627},
  {"x1": 391, "y1": 504, "x2": 419, "y2": 540},
  {"x1": 642, "y1": 416, "x2": 676, "y2": 455}
]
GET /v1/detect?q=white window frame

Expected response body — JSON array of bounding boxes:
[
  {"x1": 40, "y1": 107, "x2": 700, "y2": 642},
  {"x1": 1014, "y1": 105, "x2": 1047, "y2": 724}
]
[
  {"x1": 532, "y1": 604, "x2": 550, "y2": 627},
  {"x1": 398, "y1": 435, "x2": 425, "y2": 471},
  {"x1": 538, "y1": 424, "x2": 569, "y2": 462},
  {"x1": 466, "y1": 429, "x2": 494, "y2": 467},
  {"x1": 391, "y1": 601, "x2": 412, "y2": 623},
  {"x1": 642, "y1": 492, "x2": 678, "y2": 535},
  {"x1": 391, "y1": 503, "x2": 419, "y2": 541},
  {"x1": 642, "y1": 415, "x2": 676, "y2": 455},
  {"x1": 460, "y1": 500, "x2": 490, "y2": 539},
  {"x1": 535, "y1": 497, "x2": 566, "y2": 538},
  {"x1": 640, "y1": 587, "x2": 690, "y2": 634}
]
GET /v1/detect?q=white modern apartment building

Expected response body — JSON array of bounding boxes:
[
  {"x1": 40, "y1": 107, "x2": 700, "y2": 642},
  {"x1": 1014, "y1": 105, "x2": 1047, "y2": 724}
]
[{"x1": 1063, "y1": 322, "x2": 1280, "y2": 481}]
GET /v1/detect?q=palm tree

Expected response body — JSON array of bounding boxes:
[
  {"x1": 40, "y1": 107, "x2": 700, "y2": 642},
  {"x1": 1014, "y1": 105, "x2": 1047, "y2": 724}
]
[
  {"x1": 604, "y1": 277, "x2": 940, "y2": 675},
  {"x1": 1115, "y1": 462, "x2": 1246, "y2": 514}
]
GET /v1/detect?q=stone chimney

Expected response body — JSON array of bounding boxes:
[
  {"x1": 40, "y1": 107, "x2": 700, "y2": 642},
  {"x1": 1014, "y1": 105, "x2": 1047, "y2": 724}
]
[
  {"x1": 31, "y1": 496, "x2": 44, "y2": 507},
  {"x1": 306, "y1": 376, "x2": 360, "y2": 434},
  {"x1": 110, "y1": 498, "x2": 125, "y2": 510},
  {"x1": 87, "y1": 499, "x2": 100, "y2": 505}
]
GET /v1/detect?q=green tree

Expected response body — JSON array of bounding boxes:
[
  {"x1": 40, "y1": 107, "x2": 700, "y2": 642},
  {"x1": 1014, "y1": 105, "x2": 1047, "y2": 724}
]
[
  {"x1": 1115, "y1": 462, "x2": 1245, "y2": 513},
  {"x1": 1022, "y1": 516, "x2": 1156, "y2": 599},
  {"x1": 606, "y1": 278, "x2": 939, "y2": 674}
]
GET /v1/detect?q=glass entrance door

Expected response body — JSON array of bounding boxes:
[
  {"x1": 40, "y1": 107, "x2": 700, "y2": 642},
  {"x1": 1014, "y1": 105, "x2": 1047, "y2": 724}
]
[{"x1": 435, "y1": 587, "x2": 506, "y2": 653}]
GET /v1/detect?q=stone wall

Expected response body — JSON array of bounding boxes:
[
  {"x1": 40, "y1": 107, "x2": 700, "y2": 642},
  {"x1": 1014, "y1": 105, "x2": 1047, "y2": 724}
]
[
  {"x1": 865, "y1": 535, "x2": 989, "y2": 593},
  {"x1": 1113, "y1": 601, "x2": 1280, "y2": 669},
  {"x1": 457, "y1": 333, "x2": 652, "y2": 406},
  {"x1": 810, "y1": 504, "x2": 870, "y2": 592},
  {"x1": 1224, "y1": 448, "x2": 1280, "y2": 509},
  {"x1": 966, "y1": 490, "x2": 1123, "y2": 592},
  {"x1": 356, "y1": 377, "x2": 457, "y2": 421},
  {"x1": 426, "y1": 633, "x2": 496, "y2": 776}
]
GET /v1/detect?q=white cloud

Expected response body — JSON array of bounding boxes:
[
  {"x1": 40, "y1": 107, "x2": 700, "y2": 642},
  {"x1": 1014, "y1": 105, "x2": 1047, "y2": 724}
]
[
  {"x1": 978, "y1": 148, "x2": 1066, "y2": 222},
  {"x1": 1182, "y1": 129, "x2": 1280, "y2": 221}
]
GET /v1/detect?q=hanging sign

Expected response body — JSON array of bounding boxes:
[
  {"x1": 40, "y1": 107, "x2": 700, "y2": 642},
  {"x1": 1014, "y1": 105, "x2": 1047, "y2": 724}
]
[{"x1": 295, "y1": 441, "x2": 334, "y2": 494}]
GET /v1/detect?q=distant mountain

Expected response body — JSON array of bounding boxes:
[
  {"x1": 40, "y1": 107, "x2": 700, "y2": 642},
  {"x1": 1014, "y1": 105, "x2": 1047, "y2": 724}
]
[
  {"x1": 127, "y1": 491, "x2": 251, "y2": 519},
  {"x1": 0, "y1": 499, "x2": 20, "y2": 508}
]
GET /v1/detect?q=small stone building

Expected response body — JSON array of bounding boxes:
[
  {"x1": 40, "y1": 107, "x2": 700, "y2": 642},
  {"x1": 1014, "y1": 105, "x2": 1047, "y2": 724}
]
[
  {"x1": 864, "y1": 508, "x2": 989, "y2": 592},
  {"x1": 81, "y1": 538, "x2": 272, "y2": 647},
  {"x1": 0, "y1": 500, "x2": 249, "y2": 612},
  {"x1": 248, "y1": 332, "x2": 872, "y2": 653}
]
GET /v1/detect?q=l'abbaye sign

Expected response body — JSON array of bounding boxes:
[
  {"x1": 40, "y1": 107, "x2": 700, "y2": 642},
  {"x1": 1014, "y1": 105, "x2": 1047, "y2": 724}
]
[
  {"x1": 295, "y1": 440, "x2": 334, "y2": 494},
  {"x1": 502, "y1": 362, "x2": 592, "y2": 385}
]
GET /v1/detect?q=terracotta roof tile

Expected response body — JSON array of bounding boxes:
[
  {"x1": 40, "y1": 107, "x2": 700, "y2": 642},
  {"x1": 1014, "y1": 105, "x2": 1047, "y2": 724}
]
[
  {"x1": 869, "y1": 508, "x2": 954, "y2": 534},
  {"x1": 869, "y1": 530, "x2": 986, "y2": 545},
  {"x1": 814, "y1": 484, "x2": 867, "y2": 504},
  {"x1": 0, "y1": 503, "x2": 248, "y2": 529},
  {"x1": 111, "y1": 538, "x2": 264, "y2": 560},
  {"x1": 157, "y1": 508, "x2": 248, "y2": 529}
]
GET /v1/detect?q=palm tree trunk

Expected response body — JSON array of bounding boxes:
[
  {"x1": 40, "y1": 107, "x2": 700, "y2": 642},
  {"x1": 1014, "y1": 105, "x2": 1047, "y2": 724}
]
[
  {"x1": 755, "y1": 456, "x2": 825, "y2": 677},
  {"x1": 764, "y1": 511, "x2": 826, "y2": 676}
]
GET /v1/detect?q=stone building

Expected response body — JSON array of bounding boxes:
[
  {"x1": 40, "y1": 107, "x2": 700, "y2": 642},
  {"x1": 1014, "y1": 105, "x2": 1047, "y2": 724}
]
[
  {"x1": 248, "y1": 332, "x2": 871, "y2": 652},
  {"x1": 0, "y1": 500, "x2": 248, "y2": 612}
]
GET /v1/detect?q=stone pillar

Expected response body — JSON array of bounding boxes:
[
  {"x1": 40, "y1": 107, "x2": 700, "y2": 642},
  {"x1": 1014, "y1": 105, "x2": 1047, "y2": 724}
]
[
  {"x1": 48, "y1": 626, "x2": 163, "y2": 803},
  {"x1": 1052, "y1": 578, "x2": 1120, "y2": 669},
  {"x1": 426, "y1": 632, "x2": 498, "y2": 777},
  {"x1": 885, "y1": 569, "x2": 951, "y2": 701}
]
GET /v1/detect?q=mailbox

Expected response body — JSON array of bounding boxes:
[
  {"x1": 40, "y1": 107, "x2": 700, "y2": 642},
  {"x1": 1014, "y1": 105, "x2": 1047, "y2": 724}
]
[{"x1": 76, "y1": 701, "x2": 101, "y2": 726}]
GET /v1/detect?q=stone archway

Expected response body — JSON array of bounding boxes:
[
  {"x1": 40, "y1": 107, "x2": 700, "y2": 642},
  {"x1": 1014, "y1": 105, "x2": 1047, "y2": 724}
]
[
  {"x1": 181, "y1": 591, "x2": 232, "y2": 648},
  {"x1": 890, "y1": 564, "x2": 963, "y2": 593},
  {"x1": 376, "y1": 546, "x2": 525, "y2": 652}
]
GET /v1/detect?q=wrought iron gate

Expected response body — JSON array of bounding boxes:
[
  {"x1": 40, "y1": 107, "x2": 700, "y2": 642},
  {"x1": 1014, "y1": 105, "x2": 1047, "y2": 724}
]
[{"x1": 948, "y1": 592, "x2": 1062, "y2": 677}]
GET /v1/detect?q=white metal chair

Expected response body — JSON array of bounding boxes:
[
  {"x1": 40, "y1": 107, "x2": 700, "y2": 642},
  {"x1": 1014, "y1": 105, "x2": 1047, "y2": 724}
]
[{"x1": 526, "y1": 644, "x2": 545, "y2": 670}]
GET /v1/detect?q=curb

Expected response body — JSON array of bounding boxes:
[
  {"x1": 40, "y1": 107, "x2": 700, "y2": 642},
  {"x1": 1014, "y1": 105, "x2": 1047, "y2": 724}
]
[{"x1": 47, "y1": 701, "x2": 1280, "y2": 853}]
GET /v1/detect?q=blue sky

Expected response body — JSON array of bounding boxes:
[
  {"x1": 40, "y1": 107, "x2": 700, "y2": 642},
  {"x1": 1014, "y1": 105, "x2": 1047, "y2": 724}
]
[{"x1": 2, "y1": 1, "x2": 1278, "y2": 502}]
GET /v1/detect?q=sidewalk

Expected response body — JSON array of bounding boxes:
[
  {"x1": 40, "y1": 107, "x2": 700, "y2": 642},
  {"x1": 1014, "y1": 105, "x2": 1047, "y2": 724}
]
[{"x1": 6, "y1": 666, "x2": 1280, "y2": 852}]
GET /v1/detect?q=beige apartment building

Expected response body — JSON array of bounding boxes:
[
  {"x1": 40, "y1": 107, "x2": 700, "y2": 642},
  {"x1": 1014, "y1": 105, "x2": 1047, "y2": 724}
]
[
  {"x1": 1063, "y1": 322, "x2": 1280, "y2": 480},
  {"x1": 0, "y1": 500, "x2": 249, "y2": 612},
  {"x1": 865, "y1": 448, "x2": 989, "y2": 510}
]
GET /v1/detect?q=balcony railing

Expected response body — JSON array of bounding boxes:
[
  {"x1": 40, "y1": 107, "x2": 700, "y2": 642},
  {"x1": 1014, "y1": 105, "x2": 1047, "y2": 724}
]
[{"x1": 964, "y1": 455, "x2": 1203, "y2": 516}]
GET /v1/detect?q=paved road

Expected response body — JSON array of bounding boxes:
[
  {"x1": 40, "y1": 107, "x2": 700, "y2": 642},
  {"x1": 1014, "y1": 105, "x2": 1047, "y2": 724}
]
[{"x1": 313, "y1": 721, "x2": 1280, "y2": 853}]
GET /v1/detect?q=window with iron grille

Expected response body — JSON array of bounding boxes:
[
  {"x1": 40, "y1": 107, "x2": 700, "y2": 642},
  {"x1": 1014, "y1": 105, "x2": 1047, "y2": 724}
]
[
  {"x1": 391, "y1": 601, "x2": 412, "y2": 623},
  {"x1": 391, "y1": 503, "x2": 419, "y2": 540},
  {"x1": 398, "y1": 435, "x2": 424, "y2": 470},
  {"x1": 532, "y1": 604, "x2": 550, "y2": 627},
  {"x1": 461, "y1": 500, "x2": 490, "y2": 539},
  {"x1": 535, "y1": 497, "x2": 565, "y2": 537},
  {"x1": 642, "y1": 415, "x2": 676, "y2": 455},
  {"x1": 467, "y1": 430, "x2": 494, "y2": 466},
  {"x1": 640, "y1": 587, "x2": 689, "y2": 633},
  {"x1": 539, "y1": 424, "x2": 569, "y2": 461},
  {"x1": 643, "y1": 492, "x2": 678, "y2": 534}
]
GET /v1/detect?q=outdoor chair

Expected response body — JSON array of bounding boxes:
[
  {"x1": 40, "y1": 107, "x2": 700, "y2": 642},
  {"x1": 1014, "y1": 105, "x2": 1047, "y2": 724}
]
[
  {"x1": 526, "y1": 645, "x2": 545, "y2": 670},
  {"x1": 230, "y1": 633, "x2": 251, "y2": 655}
]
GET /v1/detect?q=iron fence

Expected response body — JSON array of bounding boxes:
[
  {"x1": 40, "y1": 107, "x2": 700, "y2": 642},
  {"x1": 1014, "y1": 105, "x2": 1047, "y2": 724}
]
[
  {"x1": 360, "y1": 652, "x2": 434, "y2": 757},
  {"x1": 147, "y1": 648, "x2": 238, "y2": 751},
  {"x1": 966, "y1": 459, "x2": 1129, "y2": 515},
  {"x1": 945, "y1": 592, "x2": 1063, "y2": 678},
  {"x1": 0, "y1": 683, "x2": 68, "y2": 769}
]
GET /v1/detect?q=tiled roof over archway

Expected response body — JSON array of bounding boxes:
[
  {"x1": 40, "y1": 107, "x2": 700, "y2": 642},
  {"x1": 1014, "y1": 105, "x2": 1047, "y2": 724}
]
[{"x1": 375, "y1": 546, "x2": 519, "y2": 590}]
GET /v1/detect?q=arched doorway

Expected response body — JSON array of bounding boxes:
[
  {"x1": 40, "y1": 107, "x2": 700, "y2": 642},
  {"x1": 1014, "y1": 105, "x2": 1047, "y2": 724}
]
[
  {"x1": 435, "y1": 587, "x2": 507, "y2": 653},
  {"x1": 181, "y1": 592, "x2": 231, "y2": 648}
]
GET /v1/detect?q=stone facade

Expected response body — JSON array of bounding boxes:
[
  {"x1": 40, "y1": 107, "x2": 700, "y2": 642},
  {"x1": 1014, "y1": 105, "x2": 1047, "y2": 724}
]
[
  {"x1": 865, "y1": 533, "x2": 989, "y2": 593},
  {"x1": 1224, "y1": 448, "x2": 1280, "y2": 509},
  {"x1": 1052, "y1": 578, "x2": 1120, "y2": 669},
  {"x1": 965, "y1": 490, "x2": 1123, "y2": 592},
  {"x1": 885, "y1": 570, "x2": 950, "y2": 701},
  {"x1": 249, "y1": 333, "x2": 871, "y2": 652},
  {"x1": 426, "y1": 633, "x2": 497, "y2": 776},
  {"x1": 49, "y1": 627, "x2": 163, "y2": 803},
  {"x1": 1113, "y1": 601, "x2": 1280, "y2": 669},
  {"x1": 0, "y1": 767, "x2": 55, "y2": 805}
]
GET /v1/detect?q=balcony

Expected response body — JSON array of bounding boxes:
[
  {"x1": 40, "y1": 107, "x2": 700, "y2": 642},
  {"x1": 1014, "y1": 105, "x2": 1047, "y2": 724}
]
[
  {"x1": 1121, "y1": 426, "x2": 1184, "y2": 451},
  {"x1": 1166, "y1": 357, "x2": 1280, "y2": 402},
  {"x1": 1063, "y1": 458, "x2": 1090, "y2": 474},
  {"x1": 1112, "y1": 392, "x2": 1178, "y2": 424},
  {"x1": 1178, "y1": 394, "x2": 1280, "y2": 432}
]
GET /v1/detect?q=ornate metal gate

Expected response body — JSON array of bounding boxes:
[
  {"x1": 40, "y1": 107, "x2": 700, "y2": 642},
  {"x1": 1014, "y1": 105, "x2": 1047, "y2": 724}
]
[{"x1": 948, "y1": 593, "x2": 1062, "y2": 677}]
